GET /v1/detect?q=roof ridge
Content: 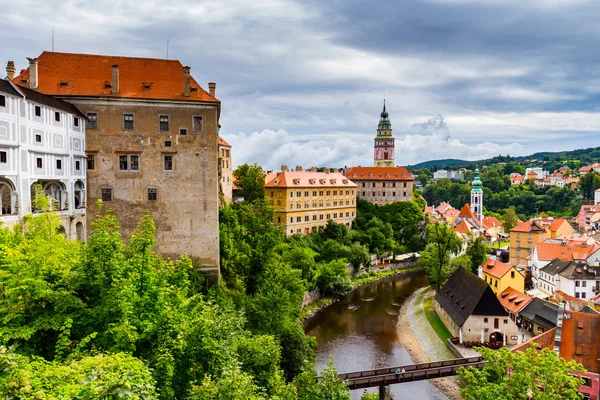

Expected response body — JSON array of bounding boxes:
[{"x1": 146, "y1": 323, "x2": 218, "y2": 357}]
[{"x1": 40, "y1": 50, "x2": 184, "y2": 65}]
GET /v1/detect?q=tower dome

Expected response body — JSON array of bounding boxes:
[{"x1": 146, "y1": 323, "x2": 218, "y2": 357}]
[{"x1": 374, "y1": 99, "x2": 395, "y2": 167}]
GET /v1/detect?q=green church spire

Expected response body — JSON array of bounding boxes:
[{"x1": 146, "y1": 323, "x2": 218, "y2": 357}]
[{"x1": 471, "y1": 167, "x2": 483, "y2": 193}]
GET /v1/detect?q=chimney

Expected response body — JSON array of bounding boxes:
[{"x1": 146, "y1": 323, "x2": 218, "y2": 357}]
[
  {"x1": 295, "y1": 165, "x2": 303, "y2": 172},
  {"x1": 5, "y1": 61, "x2": 16, "y2": 80},
  {"x1": 324, "y1": 168, "x2": 330, "y2": 174},
  {"x1": 111, "y1": 65, "x2": 119, "y2": 95},
  {"x1": 281, "y1": 165, "x2": 288, "y2": 172},
  {"x1": 183, "y1": 66, "x2": 191, "y2": 97},
  {"x1": 208, "y1": 82, "x2": 216, "y2": 98},
  {"x1": 26, "y1": 57, "x2": 38, "y2": 90}
]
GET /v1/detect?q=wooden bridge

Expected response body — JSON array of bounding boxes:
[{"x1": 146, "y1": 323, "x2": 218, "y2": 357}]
[{"x1": 318, "y1": 356, "x2": 485, "y2": 398}]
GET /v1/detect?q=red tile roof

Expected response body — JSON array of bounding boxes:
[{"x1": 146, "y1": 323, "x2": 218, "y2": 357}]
[
  {"x1": 498, "y1": 287, "x2": 532, "y2": 314},
  {"x1": 264, "y1": 171, "x2": 356, "y2": 188},
  {"x1": 454, "y1": 219, "x2": 472, "y2": 234},
  {"x1": 482, "y1": 257, "x2": 516, "y2": 279},
  {"x1": 13, "y1": 51, "x2": 218, "y2": 103},
  {"x1": 218, "y1": 136, "x2": 231, "y2": 147},
  {"x1": 345, "y1": 166, "x2": 413, "y2": 181},
  {"x1": 535, "y1": 242, "x2": 598, "y2": 261},
  {"x1": 482, "y1": 216, "x2": 502, "y2": 230},
  {"x1": 560, "y1": 311, "x2": 600, "y2": 373}
]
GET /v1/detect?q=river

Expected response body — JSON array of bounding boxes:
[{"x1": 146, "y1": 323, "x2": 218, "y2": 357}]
[{"x1": 304, "y1": 271, "x2": 448, "y2": 399}]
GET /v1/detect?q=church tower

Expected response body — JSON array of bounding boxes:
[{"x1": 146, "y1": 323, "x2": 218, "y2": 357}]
[
  {"x1": 374, "y1": 100, "x2": 395, "y2": 167},
  {"x1": 471, "y1": 167, "x2": 483, "y2": 222}
]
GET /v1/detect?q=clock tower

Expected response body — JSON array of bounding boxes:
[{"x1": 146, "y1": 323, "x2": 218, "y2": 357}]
[{"x1": 374, "y1": 100, "x2": 395, "y2": 167}]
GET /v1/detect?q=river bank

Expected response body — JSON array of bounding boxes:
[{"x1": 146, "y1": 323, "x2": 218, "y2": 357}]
[
  {"x1": 397, "y1": 287, "x2": 462, "y2": 400},
  {"x1": 301, "y1": 266, "x2": 421, "y2": 324}
]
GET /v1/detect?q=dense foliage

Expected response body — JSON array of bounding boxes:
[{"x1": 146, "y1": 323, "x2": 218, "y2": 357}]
[
  {"x1": 419, "y1": 222, "x2": 463, "y2": 291},
  {"x1": 458, "y1": 346, "x2": 586, "y2": 400},
  {"x1": 0, "y1": 194, "x2": 349, "y2": 399}
]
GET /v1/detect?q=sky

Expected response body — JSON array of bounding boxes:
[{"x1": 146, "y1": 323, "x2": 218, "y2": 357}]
[{"x1": 2, "y1": 0, "x2": 600, "y2": 169}]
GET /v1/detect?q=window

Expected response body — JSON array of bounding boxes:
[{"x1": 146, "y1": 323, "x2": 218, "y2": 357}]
[
  {"x1": 164, "y1": 140, "x2": 172, "y2": 147},
  {"x1": 101, "y1": 187, "x2": 112, "y2": 202},
  {"x1": 319, "y1": 191, "x2": 323, "y2": 196},
  {"x1": 582, "y1": 281, "x2": 587, "y2": 288},
  {"x1": 54, "y1": 111, "x2": 61, "y2": 122},
  {"x1": 75, "y1": 160, "x2": 81, "y2": 171},
  {"x1": 74, "y1": 117, "x2": 79, "y2": 128},
  {"x1": 319, "y1": 215, "x2": 324, "y2": 220},
  {"x1": 35, "y1": 134, "x2": 42, "y2": 143},
  {"x1": 484, "y1": 318, "x2": 488, "y2": 323},
  {"x1": 118, "y1": 155, "x2": 138, "y2": 171},
  {"x1": 179, "y1": 128, "x2": 187, "y2": 136},
  {"x1": 193, "y1": 115, "x2": 203, "y2": 132},
  {"x1": 0, "y1": 152, "x2": 6, "y2": 163},
  {"x1": 504, "y1": 319, "x2": 508, "y2": 324},
  {"x1": 326, "y1": 191, "x2": 330, "y2": 196},
  {"x1": 277, "y1": 216, "x2": 281, "y2": 223},
  {"x1": 581, "y1": 292, "x2": 586, "y2": 299},
  {"x1": 119, "y1": 155, "x2": 128, "y2": 171},
  {"x1": 304, "y1": 216, "x2": 309, "y2": 222},
  {"x1": 312, "y1": 215, "x2": 317, "y2": 221},
  {"x1": 297, "y1": 191, "x2": 301, "y2": 197},
  {"x1": 511, "y1": 271, "x2": 515, "y2": 278},
  {"x1": 164, "y1": 155, "x2": 173, "y2": 170},
  {"x1": 576, "y1": 281, "x2": 580, "y2": 287},
  {"x1": 87, "y1": 154, "x2": 95, "y2": 170},
  {"x1": 147, "y1": 188, "x2": 158, "y2": 201},
  {"x1": 159, "y1": 115, "x2": 169, "y2": 131},
  {"x1": 290, "y1": 217, "x2": 293, "y2": 223},
  {"x1": 333, "y1": 190, "x2": 337, "y2": 195},
  {"x1": 124, "y1": 114, "x2": 134, "y2": 130},
  {"x1": 36, "y1": 158, "x2": 42, "y2": 168},
  {"x1": 296, "y1": 204, "x2": 301, "y2": 209},
  {"x1": 87, "y1": 112, "x2": 97, "y2": 129},
  {"x1": 56, "y1": 159, "x2": 62, "y2": 170},
  {"x1": 0, "y1": 95, "x2": 5, "y2": 107},
  {"x1": 296, "y1": 216, "x2": 301, "y2": 222},
  {"x1": 304, "y1": 191, "x2": 309, "y2": 197},
  {"x1": 35, "y1": 106, "x2": 41, "y2": 117}
]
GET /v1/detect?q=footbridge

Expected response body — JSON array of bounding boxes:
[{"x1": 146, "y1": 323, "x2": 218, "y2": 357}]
[{"x1": 320, "y1": 356, "x2": 485, "y2": 399}]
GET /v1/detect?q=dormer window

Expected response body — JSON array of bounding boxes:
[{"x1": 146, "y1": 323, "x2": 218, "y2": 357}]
[
  {"x1": 320, "y1": 179, "x2": 326, "y2": 184},
  {"x1": 60, "y1": 81, "x2": 68, "y2": 87},
  {"x1": 402, "y1": 174, "x2": 406, "y2": 178},
  {"x1": 293, "y1": 178, "x2": 301, "y2": 184},
  {"x1": 309, "y1": 179, "x2": 316, "y2": 184},
  {"x1": 273, "y1": 179, "x2": 280, "y2": 185},
  {"x1": 330, "y1": 179, "x2": 336, "y2": 184},
  {"x1": 353, "y1": 173, "x2": 357, "y2": 178},
  {"x1": 104, "y1": 81, "x2": 112, "y2": 88},
  {"x1": 386, "y1": 173, "x2": 390, "y2": 178},
  {"x1": 143, "y1": 82, "x2": 153, "y2": 89},
  {"x1": 342, "y1": 179, "x2": 348, "y2": 184},
  {"x1": 369, "y1": 173, "x2": 373, "y2": 178}
]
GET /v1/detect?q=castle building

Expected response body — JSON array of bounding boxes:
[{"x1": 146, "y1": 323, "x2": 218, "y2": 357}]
[
  {"x1": 471, "y1": 167, "x2": 483, "y2": 222},
  {"x1": 374, "y1": 101, "x2": 394, "y2": 167},
  {"x1": 265, "y1": 166, "x2": 357, "y2": 236},
  {"x1": 344, "y1": 166, "x2": 413, "y2": 205},
  {"x1": 0, "y1": 77, "x2": 87, "y2": 240},
  {"x1": 218, "y1": 136, "x2": 232, "y2": 203},
  {"x1": 12, "y1": 52, "x2": 221, "y2": 282}
]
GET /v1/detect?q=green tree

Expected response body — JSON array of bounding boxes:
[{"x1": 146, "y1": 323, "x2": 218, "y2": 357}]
[
  {"x1": 346, "y1": 242, "x2": 370, "y2": 272},
  {"x1": 316, "y1": 260, "x2": 352, "y2": 297},
  {"x1": 502, "y1": 206, "x2": 519, "y2": 233},
  {"x1": 466, "y1": 235, "x2": 488, "y2": 274},
  {"x1": 292, "y1": 360, "x2": 350, "y2": 400},
  {"x1": 578, "y1": 171, "x2": 600, "y2": 200},
  {"x1": 282, "y1": 246, "x2": 318, "y2": 290},
  {"x1": 233, "y1": 163, "x2": 266, "y2": 204},
  {"x1": 420, "y1": 222, "x2": 462, "y2": 291},
  {"x1": 458, "y1": 346, "x2": 585, "y2": 400}
]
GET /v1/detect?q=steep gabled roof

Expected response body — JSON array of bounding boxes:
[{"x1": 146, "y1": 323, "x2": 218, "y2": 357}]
[
  {"x1": 482, "y1": 258, "x2": 517, "y2": 279},
  {"x1": 482, "y1": 216, "x2": 502, "y2": 230},
  {"x1": 435, "y1": 267, "x2": 508, "y2": 327},
  {"x1": 264, "y1": 171, "x2": 356, "y2": 188},
  {"x1": 1, "y1": 79, "x2": 84, "y2": 117},
  {"x1": 519, "y1": 298, "x2": 559, "y2": 330},
  {"x1": 539, "y1": 258, "x2": 571, "y2": 275},
  {"x1": 454, "y1": 219, "x2": 472, "y2": 234},
  {"x1": 13, "y1": 51, "x2": 218, "y2": 103},
  {"x1": 218, "y1": 136, "x2": 231, "y2": 147}
]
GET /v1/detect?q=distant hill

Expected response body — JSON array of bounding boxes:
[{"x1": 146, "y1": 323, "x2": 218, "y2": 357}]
[{"x1": 406, "y1": 146, "x2": 600, "y2": 171}]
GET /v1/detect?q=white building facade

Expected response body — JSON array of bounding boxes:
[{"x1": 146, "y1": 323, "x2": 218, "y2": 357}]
[{"x1": 0, "y1": 79, "x2": 86, "y2": 239}]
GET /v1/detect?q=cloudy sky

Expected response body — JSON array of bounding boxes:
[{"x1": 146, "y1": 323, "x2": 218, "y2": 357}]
[{"x1": 2, "y1": 0, "x2": 600, "y2": 169}]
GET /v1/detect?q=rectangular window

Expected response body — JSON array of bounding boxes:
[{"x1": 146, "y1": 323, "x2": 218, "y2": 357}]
[
  {"x1": 35, "y1": 134, "x2": 42, "y2": 143},
  {"x1": 484, "y1": 318, "x2": 488, "y2": 323},
  {"x1": 296, "y1": 216, "x2": 301, "y2": 222},
  {"x1": 0, "y1": 152, "x2": 6, "y2": 163},
  {"x1": 159, "y1": 115, "x2": 169, "y2": 131},
  {"x1": 75, "y1": 160, "x2": 81, "y2": 171},
  {"x1": 333, "y1": 190, "x2": 337, "y2": 195},
  {"x1": 277, "y1": 216, "x2": 281, "y2": 223},
  {"x1": 297, "y1": 191, "x2": 301, "y2": 197},
  {"x1": 130, "y1": 155, "x2": 139, "y2": 171},
  {"x1": 179, "y1": 128, "x2": 187, "y2": 136},
  {"x1": 36, "y1": 158, "x2": 42, "y2": 168},
  {"x1": 304, "y1": 215, "x2": 309, "y2": 222},
  {"x1": 124, "y1": 114, "x2": 134, "y2": 130},
  {"x1": 54, "y1": 111, "x2": 61, "y2": 122},
  {"x1": 319, "y1": 191, "x2": 323, "y2": 196},
  {"x1": 312, "y1": 215, "x2": 317, "y2": 221},
  {"x1": 319, "y1": 215, "x2": 324, "y2": 220},
  {"x1": 56, "y1": 159, "x2": 62, "y2": 170},
  {"x1": 87, "y1": 154, "x2": 95, "y2": 170},
  {"x1": 35, "y1": 106, "x2": 41, "y2": 117},
  {"x1": 147, "y1": 188, "x2": 158, "y2": 201},
  {"x1": 87, "y1": 112, "x2": 97, "y2": 129},
  {"x1": 119, "y1": 155, "x2": 128, "y2": 171},
  {"x1": 582, "y1": 281, "x2": 587, "y2": 287},
  {"x1": 333, "y1": 213, "x2": 337, "y2": 218},
  {"x1": 74, "y1": 117, "x2": 79, "y2": 127},
  {"x1": 101, "y1": 188, "x2": 112, "y2": 202},
  {"x1": 304, "y1": 191, "x2": 309, "y2": 197},
  {"x1": 290, "y1": 217, "x2": 293, "y2": 223},
  {"x1": 581, "y1": 292, "x2": 586, "y2": 299},
  {"x1": 326, "y1": 191, "x2": 330, "y2": 196},
  {"x1": 164, "y1": 140, "x2": 172, "y2": 147},
  {"x1": 164, "y1": 155, "x2": 173, "y2": 170},
  {"x1": 576, "y1": 281, "x2": 580, "y2": 287},
  {"x1": 0, "y1": 95, "x2": 5, "y2": 107},
  {"x1": 193, "y1": 115, "x2": 203, "y2": 132}
]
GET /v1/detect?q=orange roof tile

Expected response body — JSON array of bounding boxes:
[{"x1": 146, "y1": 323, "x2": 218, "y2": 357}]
[
  {"x1": 265, "y1": 171, "x2": 357, "y2": 188},
  {"x1": 535, "y1": 242, "x2": 598, "y2": 261},
  {"x1": 498, "y1": 287, "x2": 532, "y2": 314},
  {"x1": 457, "y1": 203, "x2": 481, "y2": 226},
  {"x1": 482, "y1": 216, "x2": 502, "y2": 230},
  {"x1": 445, "y1": 208, "x2": 460, "y2": 217},
  {"x1": 549, "y1": 218, "x2": 567, "y2": 232},
  {"x1": 454, "y1": 219, "x2": 472, "y2": 234},
  {"x1": 512, "y1": 328, "x2": 556, "y2": 353},
  {"x1": 13, "y1": 51, "x2": 218, "y2": 103},
  {"x1": 425, "y1": 206, "x2": 434, "y2": 214},
  {"x1": 482, "y1": 257, "x2": 515, "y2": 279},
  {"x1": 218, "y1": 136, "x2": 231, "y2": 147},
  {"x1": 560, "y1": 311, "x2": 600, "y2": 373},
  {"x1": 345, "y1": 166, "x2": 413, "y2": 181}
]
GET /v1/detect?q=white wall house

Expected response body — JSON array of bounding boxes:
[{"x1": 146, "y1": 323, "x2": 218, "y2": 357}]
[
  {"x1": 539, "y1": 259, "x2": 600, "y2": 300},
  {"x1": 0, "y1": 79, "x2": 86, "y2": 240}
]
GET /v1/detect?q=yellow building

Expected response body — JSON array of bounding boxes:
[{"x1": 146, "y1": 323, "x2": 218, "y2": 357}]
[
  {"x1": 265, "y1": 166, "x2": 357, "y2": 236},
  {"x1": 509, "y1": 218, "x2": 573, "y2": 268},
  {"x1": 481, "y1": 258, "x2": 525, "y2": 295}
]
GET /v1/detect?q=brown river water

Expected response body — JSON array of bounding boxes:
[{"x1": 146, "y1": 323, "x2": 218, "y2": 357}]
[{"x1": 305, "y1": 271, "x2": 448, "y2": 400}]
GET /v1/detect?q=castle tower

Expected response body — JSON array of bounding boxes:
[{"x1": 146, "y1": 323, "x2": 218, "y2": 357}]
[
  {"x1": 374, "y1": 100, "x2": 395, "y2": 167},
  {"x1": 471, "y1": 167, "x2": 483, "y2": 222}
]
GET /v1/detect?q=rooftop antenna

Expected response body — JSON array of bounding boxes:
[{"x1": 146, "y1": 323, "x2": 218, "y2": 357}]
[
  {"x1": 52, "y1": 27, "x2": 54, "y2": 52},
  {"x1": 166, "y1": 37, "x2": 170, "y2": 59}
]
